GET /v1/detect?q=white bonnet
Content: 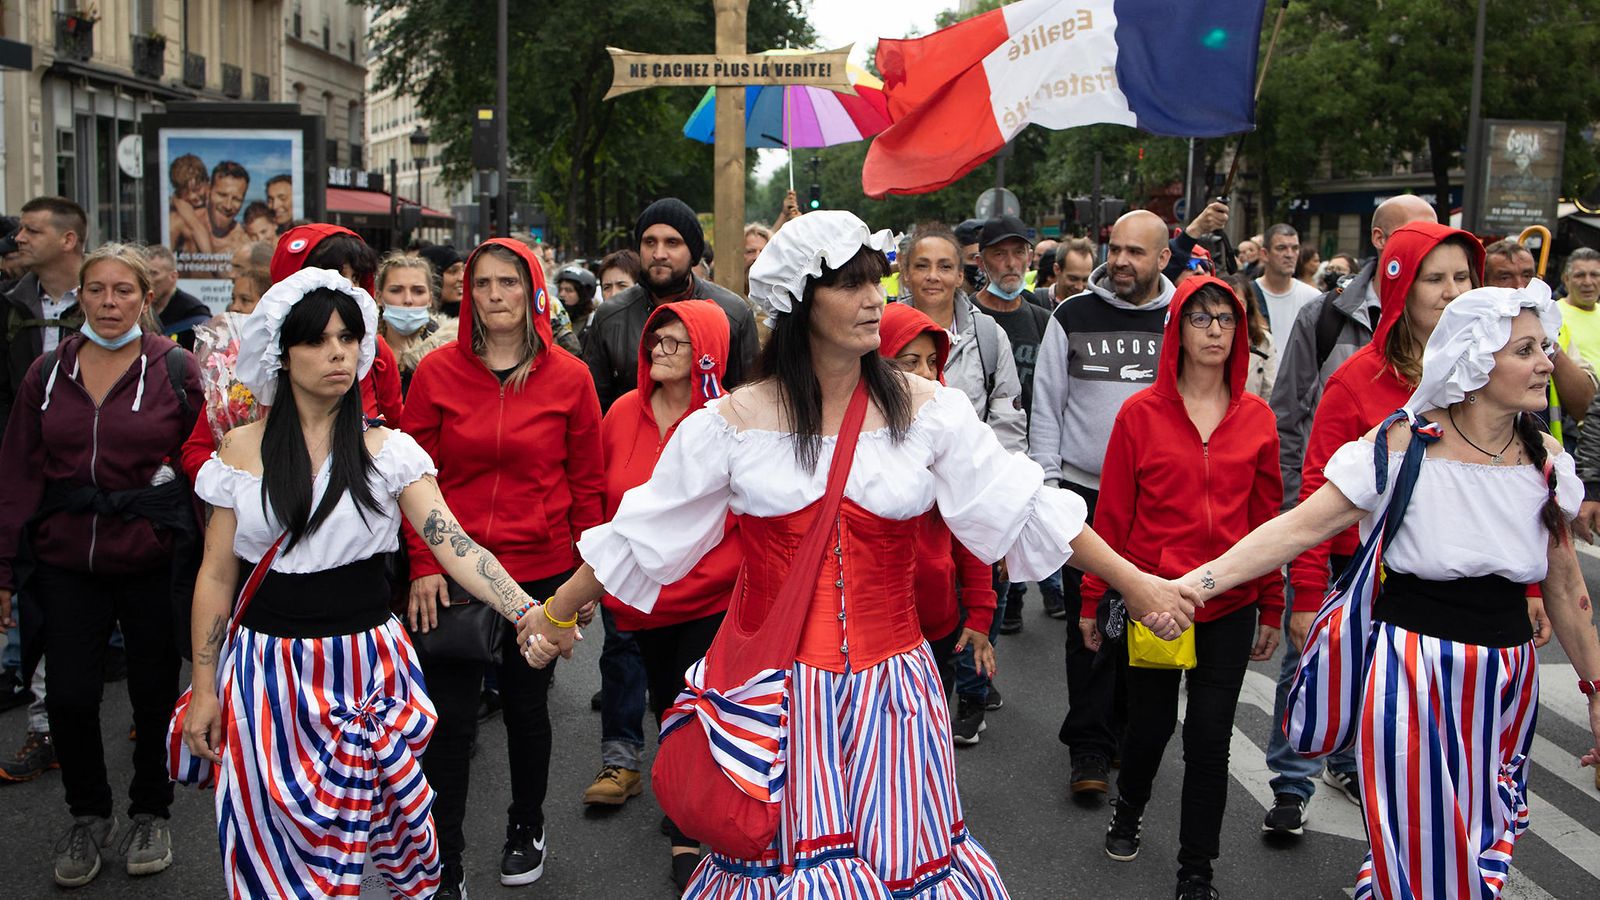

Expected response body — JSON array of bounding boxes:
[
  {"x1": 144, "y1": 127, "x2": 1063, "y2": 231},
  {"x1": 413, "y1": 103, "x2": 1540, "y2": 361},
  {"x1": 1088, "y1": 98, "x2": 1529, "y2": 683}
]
[
  {"x1": 1404, "y1": 279, "x2": 1562, "y2": 414},
  {"x1": 746, "y1": 210, "x2": 898, "y2": 319},
  {"x1": 236, "y1": 267, "x2": 379, "y2": 406}
]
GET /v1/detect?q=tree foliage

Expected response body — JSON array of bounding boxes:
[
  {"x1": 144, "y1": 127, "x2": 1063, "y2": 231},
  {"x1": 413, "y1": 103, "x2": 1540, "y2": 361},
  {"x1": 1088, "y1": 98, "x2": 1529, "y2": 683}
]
[{"x1": 370, "y1": 0, "x2": 813, "y2": 253}]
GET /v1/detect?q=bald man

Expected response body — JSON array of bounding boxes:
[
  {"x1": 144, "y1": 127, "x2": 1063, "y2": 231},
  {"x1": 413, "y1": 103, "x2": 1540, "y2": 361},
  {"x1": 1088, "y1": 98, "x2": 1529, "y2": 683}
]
[{"x1": 1028, "y1": 209, "x2": 1176, "y2": 800}]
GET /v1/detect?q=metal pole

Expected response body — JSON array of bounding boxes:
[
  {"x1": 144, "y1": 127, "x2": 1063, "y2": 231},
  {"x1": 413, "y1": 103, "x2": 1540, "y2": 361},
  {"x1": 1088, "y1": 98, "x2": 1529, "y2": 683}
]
[
  {"x1": 1462, "y1": 0, "x2": 1488, "y2": 232},
  {"x1": 1220, "y1": 0, "x2": 1291, "y2": 200},
  {"x1": 388, "y1": 156, "x2": 398, "y2": 250},
  {"x1": 495, "y1": 0, "x2": 510, "y2": 237},
  {"x1": 1091, "y1": 150, "x2": 1103, "y2": 264},
  {"x1": 416, "y1": 157, "x2": 425, "y2": 245}
]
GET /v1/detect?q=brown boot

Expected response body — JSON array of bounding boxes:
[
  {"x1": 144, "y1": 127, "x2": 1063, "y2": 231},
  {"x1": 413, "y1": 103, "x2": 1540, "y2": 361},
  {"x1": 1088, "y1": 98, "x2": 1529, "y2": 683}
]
[{"x1": 582, "y1": 765, "x2": 643, "y2": 806}]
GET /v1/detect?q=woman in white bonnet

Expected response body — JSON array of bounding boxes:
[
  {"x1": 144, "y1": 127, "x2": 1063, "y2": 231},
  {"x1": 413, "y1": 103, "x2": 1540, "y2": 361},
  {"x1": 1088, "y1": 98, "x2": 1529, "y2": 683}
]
[{"x1": 1178, "y1": 280, "x2": 1600, "y2": 899}]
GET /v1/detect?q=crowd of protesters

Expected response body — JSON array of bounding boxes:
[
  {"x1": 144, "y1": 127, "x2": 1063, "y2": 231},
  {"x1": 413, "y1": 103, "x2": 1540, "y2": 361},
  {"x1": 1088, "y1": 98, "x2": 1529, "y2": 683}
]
[{"x1": 0, "y1": 189, "x2": 1598, "y2": 900}]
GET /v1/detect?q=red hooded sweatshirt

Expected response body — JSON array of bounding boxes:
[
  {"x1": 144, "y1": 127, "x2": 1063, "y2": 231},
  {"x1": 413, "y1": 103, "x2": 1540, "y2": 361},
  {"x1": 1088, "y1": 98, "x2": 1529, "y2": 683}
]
[
  {"x1": 1288, "y1": 222, "x2": 1484, "y2": 607},
  {"x1": 877, "y1": 303, "x2": 998, "y2": 639},
  {"x1": 600, "y1": 301, "x2": 741, "y2": 630},
  {"x1": 402, "y1": 238, "x2": 604, "y2": 583},
  {"x1": 1080, "y1": 275, "x2": 1284, "y2": 628},
  {"x1": 178, "y1": 224, "x2": 404, "y2": 480}
]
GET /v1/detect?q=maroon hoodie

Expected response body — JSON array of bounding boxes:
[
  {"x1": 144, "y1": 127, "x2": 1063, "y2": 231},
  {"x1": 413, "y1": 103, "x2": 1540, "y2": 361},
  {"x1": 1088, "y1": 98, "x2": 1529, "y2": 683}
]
[
  {"x1": 1080, "y1": 275, "x2": 1284, "y2": 627},
  {"x1": 599, "y1": 301, "x2": 740, "y2": 630},
  {"x1": 0, "y1": 332, "x2": 202, "y2": 587}
]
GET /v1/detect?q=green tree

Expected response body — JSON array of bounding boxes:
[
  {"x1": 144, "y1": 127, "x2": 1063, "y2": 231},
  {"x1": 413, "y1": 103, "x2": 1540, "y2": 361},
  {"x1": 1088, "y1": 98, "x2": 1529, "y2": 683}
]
[{"x1": 370, "y1": 0, "x2": 813, "y2": 253}]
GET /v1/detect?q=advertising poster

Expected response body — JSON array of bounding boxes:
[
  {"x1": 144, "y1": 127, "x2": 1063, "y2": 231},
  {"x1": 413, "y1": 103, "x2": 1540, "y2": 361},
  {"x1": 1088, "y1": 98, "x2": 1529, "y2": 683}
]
[
  {"x1": 1480, "y1": 120, "x2": 1565, "y2": 237},
  {"x1": 158, "y1": 128, "x2": 305, "y2": 311}
]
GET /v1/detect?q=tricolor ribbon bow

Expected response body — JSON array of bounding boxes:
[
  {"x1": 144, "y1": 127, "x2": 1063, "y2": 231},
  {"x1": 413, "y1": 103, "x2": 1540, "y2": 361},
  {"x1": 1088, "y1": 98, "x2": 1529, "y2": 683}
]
[{"x1": 660, "y1": 658, "x2": 789, "y2": 802}]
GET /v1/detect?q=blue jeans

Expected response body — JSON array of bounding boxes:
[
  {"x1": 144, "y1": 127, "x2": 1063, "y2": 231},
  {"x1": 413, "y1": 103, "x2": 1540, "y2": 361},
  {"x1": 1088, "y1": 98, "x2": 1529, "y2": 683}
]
[
  {"x1": 598, "y1": 605, "x2": 647, "y2": 770},
  {"x1": 1266, "y1": 586, "x2": 1354, "y2": 800},
  {"x1": 953, "y1": 568, "x2": 1007, "y2": 701}
]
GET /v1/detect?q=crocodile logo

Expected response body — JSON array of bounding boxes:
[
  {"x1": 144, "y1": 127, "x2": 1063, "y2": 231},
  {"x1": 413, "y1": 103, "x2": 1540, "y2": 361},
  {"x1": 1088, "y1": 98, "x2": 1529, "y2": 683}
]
[{"x1": 1119, "y1": 364, "x2": 1153, "y2": 380}]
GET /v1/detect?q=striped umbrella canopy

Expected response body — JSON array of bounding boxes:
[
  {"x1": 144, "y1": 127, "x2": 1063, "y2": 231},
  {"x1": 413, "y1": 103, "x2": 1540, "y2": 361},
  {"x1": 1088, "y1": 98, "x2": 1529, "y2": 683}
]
[{"x1": 682, "y1": 55, "x2": 890, "y2": 150}]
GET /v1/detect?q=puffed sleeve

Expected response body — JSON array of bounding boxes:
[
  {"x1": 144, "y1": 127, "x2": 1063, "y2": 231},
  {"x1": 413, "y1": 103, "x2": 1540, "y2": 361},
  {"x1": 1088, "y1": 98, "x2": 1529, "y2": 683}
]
[
  {"x1": 1554, "y1": 451, "x2": 1582, "y2": 520},
  {"x1": 1322, "y1": 439, "x2": 1399, "y2": 512},
  {"x1": 193, "y1": 455, "x2": 247, "y2": 509},
  {"x1": 924, "y1": 386, "x2": 1087, "y2": 582},
  {"x1": 376, "y1": 430, "x2": 438, "y2": 498},
  {"x1": 576, "y1": 407, "x2": 734, "y2": 613}
]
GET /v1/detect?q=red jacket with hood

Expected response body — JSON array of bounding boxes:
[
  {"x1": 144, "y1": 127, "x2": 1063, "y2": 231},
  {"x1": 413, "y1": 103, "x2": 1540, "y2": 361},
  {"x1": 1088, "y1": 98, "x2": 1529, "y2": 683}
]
[
  {"x1": 877, "y1": 303, "x2": 998, "y2": 639},
  {"x1": 1288, "y1": 223, "x2": 1484, "y2": 607},
  {"x1": 402, "y1": 238, "x2": 605, "y2": 583},
  {"x1": 0, "y1": 333, "x2": 202, "y2": 588},
  {"x1": 1080, "y1": 275, "x2": 1284, "y2": 628},
  {"x1": 600, "y1": 301, "x2": 741, "y2": 630},
  {"x1": 178, "y1": 224, "x2": 403, "y2": 481}
]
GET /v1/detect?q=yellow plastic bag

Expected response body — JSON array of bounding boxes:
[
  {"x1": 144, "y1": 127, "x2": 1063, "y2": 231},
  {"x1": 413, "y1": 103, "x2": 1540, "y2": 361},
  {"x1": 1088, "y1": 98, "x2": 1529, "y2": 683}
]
[{"x1": 1127, "y1": 620, "x2": 1197, "y2": 670}]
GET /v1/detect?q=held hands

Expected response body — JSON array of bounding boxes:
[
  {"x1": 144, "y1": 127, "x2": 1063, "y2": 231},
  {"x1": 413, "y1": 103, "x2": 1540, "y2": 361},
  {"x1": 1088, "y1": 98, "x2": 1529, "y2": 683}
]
[
  {"x1": 181, "y1": 689, "x2": 224, "y2": 765},
  {"x1": 516, "y1": 602, "x2": 582, "y2": 668},
  {"x1": 954, "y1": 627, "x2": 997, "y2": 678},
  {"x1": 1123, "y1": 573, "x2": 1198, "y2": 634},
  {"x1": 407, "y1": 575, "x2": 450, "y2": 633}
]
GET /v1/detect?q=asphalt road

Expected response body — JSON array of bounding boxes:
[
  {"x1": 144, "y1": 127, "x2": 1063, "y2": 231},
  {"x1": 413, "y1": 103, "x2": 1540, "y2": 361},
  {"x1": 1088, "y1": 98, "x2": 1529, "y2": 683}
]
[{"x1": 3, "y1": 555, "x2": 1599, "y2": 899}]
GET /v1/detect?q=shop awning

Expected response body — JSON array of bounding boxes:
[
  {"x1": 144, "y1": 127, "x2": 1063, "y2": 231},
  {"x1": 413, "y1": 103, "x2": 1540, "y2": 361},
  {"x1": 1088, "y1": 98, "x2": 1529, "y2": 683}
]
[{"x1": 326, "y1": 187, "x2": 454, "y2": 227}]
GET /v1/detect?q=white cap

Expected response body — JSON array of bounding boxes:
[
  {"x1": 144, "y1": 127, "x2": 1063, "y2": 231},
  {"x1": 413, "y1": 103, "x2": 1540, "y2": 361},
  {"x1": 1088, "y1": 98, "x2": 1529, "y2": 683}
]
[
  {"x1": 237, "y1": 267, "x2": 379, "y2": 406},
  {"x1": 746, "y1": 210, "x2": 898, "y2": 320},
  {"x1": 1404, "y1": 279, "x2": 1562, "y2": 414}
]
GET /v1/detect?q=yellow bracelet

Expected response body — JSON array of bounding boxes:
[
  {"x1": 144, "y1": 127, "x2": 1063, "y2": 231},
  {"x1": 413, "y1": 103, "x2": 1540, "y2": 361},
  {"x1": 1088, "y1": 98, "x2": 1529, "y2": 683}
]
[{"x1": 542, "y1": 599, "x2": 578, "y2": 629}]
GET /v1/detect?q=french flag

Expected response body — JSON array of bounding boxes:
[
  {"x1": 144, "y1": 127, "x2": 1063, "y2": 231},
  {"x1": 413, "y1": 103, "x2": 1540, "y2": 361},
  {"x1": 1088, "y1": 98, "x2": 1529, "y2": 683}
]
[{"x1": 863, "y1": 0, "x2": 1267, "y2": 197}]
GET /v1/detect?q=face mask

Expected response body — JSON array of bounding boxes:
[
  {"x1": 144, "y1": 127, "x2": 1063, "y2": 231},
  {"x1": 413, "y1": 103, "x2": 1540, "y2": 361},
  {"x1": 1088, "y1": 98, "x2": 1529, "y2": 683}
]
[
  {"x1": 382, "y1": 305, "x2": 431, "y2": 335},
  {"x1": 986, "y1": 280, "x2": 1026, "y2": 301},
  {"x1": 963, "y1": 264, "x2": 986, "y2": 291},
  {"x1": 79, "y1": 320, "x2": 142, "y2": 351}
]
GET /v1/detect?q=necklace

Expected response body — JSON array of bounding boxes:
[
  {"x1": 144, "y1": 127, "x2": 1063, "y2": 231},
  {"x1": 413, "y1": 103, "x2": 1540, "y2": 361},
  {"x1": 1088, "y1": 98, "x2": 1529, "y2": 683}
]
[{"x1": 1448, "y1": 406, "x2": 1516, "y2": 464}]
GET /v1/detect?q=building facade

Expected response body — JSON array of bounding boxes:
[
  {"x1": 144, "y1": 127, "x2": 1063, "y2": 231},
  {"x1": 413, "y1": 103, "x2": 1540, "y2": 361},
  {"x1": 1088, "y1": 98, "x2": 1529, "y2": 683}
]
[{"x1": 283, "y1": 0, "x2": 365, "y2": 169}]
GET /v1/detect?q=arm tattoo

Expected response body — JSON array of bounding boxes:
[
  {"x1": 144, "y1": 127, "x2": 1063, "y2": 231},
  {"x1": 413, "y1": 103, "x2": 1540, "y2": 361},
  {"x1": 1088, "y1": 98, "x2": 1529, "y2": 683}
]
[
  {"x1": 1201, "y1": 569, "x2": 1216, "y2": 592},
  {"x1": 422, "y1": 509, "x2": 474, "y2": 557},
  {"x1": 475, "y1": 554, "x2": 525, "y2": 618},
  {"x1": 195, "y1": 614, "x2": 227, "y2": 666}
]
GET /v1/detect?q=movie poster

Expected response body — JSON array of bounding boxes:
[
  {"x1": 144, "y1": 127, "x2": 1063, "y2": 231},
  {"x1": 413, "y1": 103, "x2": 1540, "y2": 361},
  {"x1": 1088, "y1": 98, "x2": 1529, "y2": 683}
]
[{"x1": 158, "y1": 129, "x2": 305, "y2": 312}]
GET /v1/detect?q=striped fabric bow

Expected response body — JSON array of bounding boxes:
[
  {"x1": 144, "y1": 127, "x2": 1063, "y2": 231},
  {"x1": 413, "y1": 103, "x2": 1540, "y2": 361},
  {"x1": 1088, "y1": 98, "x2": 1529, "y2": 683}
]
[{"x1": 660, "y1": 658, "x2": 790, "y2": 802}]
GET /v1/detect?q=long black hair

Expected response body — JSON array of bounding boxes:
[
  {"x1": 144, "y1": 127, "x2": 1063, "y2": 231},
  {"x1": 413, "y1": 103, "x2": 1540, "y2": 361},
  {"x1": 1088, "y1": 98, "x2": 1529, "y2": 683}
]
[
  {"x1": 755, "y1": 246, "x2": 913, "y2": 472},
  {"x1": 260, "y1": 287, "x2": 383, "y2": 548},
  {"x1": 1515, "y1": 411, "x2": 1569, "y2": 545}
]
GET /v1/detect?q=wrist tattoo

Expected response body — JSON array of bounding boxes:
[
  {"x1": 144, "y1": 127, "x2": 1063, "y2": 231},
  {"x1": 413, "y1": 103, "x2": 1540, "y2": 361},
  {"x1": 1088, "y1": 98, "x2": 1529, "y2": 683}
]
[
  {"x1": 195, "y1": 615, "x2": 227, "y2": 666},
  {"x1": 1201, "y1": 569, "x2": 1216, "y2": 592},
  {"x1": 422, "y1": 509, "x2": 474, "y2": 558},
  {"x1": 475, "y1": 554, "x2": 524, "y2": 618}
]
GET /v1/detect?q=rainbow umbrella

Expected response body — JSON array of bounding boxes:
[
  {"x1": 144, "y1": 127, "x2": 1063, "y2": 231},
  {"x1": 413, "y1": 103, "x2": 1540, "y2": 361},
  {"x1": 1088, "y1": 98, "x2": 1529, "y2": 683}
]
[{"x1": 682, "y1": 53, "x2": 890, "y2": 188}]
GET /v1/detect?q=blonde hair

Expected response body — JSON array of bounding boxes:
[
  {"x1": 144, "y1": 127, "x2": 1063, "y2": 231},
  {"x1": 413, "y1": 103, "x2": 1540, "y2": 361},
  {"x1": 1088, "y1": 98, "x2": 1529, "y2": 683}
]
[
  {"x1": 376, "y1": 251, "x2": 439, "y2": 310},
  {"x1": 81, "y1": 243, "x2": 154, "y2": 297},
  {"x1": 744, "y1": 223, "x2": 772, "y2": 241},
  {"x1": 469, "y1": 244, "x2": 542, "y2": 391}
]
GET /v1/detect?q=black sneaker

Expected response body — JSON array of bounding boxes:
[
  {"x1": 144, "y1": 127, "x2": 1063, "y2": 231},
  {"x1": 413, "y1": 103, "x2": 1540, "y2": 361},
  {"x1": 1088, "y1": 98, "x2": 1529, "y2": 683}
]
[
  {"x1": 1070, "y1": 755, "x2": 1110, "y2": 801},
  {"x1": 951, "y1": 696, "x2": 986, "y2": 746},
  {"x1": 1176, "y1": 875, "x2": 1220, "y2": 900},
  {"x1": 0, "y1": 667, "x2": 31, "y2": 713},
  {"x1": 1104, "y1": 798, "x2": 1143, "y2": 861},
  {"x1": 0, "y1": 730, "x2": 57, "y2": 782},
  {"x1": 1043, "y1": 598, "x2": 1070, "y2": 620},
  {"x1": 436, "y1": 861, "x2": 468, "y2": 899},
  {"x1": 500, "y1": 823, "x2": 546, "y2": 885},
  {"x1": 999, "y1": 610, "x2": 1023, "y2": 635},
  {"x1": 1261, "y1": 792, "x2": 1309, "y2": 836},
  {"x1": 1322, "y1": 767, "x2": 1361, "y2": 807},
  {"x1": 982, "y1": 684, "x2": 1004, "y2": 711},
  {"x1": 670, "y1": 851, "x2": 701, "y2": 893}
]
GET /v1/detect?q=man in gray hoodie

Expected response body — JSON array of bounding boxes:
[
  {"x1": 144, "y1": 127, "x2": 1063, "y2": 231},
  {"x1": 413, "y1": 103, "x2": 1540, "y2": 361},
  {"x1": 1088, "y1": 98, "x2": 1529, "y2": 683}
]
[{"x1": 1029, "y1": 210, "x2": 1174, "y2": 800}]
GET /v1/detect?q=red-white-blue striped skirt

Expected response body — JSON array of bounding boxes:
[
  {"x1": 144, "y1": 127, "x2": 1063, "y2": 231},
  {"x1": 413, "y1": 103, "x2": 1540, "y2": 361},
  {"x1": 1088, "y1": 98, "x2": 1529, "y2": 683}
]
[
  {"x1": 684, "y1": 643, "x2": 1009, "y2": 899},
  {"x1": 215, "y1": 618, "x2": 441, "y2": 898},
  {"x1": 1354, "y1": 622, "x2": 1538, "y2": 900}
]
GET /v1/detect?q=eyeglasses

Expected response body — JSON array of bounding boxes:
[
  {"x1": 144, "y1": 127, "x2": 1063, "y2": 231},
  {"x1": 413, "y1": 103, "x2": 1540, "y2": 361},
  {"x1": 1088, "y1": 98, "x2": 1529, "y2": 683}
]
[
  {"x1": 1183, "y1": 311, "x2": 1238, "y2": 330},
  {"x1": 643, "y1": 332, "x2": 684, "y2": 356}
]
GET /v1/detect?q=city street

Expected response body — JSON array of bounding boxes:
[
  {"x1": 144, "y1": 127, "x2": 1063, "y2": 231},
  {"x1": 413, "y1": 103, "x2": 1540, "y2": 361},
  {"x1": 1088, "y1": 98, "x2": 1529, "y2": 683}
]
[{"x1": 3, "y1": 552, "x2": 1599, "y2": 900}]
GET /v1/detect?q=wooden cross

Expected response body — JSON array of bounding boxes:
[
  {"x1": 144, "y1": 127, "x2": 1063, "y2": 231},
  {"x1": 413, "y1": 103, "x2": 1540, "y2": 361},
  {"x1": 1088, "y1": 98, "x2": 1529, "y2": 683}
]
[{"x1": 604, "y1": 0, "x2": 852, "y2": 298}]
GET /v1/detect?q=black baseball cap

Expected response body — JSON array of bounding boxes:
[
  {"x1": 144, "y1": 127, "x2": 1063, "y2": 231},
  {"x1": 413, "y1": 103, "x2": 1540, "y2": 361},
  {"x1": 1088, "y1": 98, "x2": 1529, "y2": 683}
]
[
  {"x1": 954, "y1": 218, "x2": 985, "y2": 248},
  {"x1": 979, "y1": 215, "x2": 1032, "y2": 249},
  {"x1": 0, "y1": 216, "x2": 18, "y2": 256}
]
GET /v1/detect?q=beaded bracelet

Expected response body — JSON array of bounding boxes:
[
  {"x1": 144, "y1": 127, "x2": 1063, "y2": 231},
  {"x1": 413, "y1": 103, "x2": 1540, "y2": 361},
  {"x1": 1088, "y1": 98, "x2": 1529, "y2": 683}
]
[
  {"x1": 543, "y1": 599, "x2": 579, "y2": 629},
  {"x1": 512, "y1": 600, "x2": 537, "y2": 622}
]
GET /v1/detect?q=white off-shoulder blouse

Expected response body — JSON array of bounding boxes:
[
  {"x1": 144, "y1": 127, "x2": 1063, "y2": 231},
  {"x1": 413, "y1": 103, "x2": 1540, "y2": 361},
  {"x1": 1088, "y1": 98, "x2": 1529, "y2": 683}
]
[
  {"x1": 193, "y1": 429, "x2": 436, "y2": 573},
  {"x1": 578, "y1": 385, "x2": 1088, "y2": 614},
  {"x1": 1323, "y1": 438, "x2": 1581, "y2": 584}
]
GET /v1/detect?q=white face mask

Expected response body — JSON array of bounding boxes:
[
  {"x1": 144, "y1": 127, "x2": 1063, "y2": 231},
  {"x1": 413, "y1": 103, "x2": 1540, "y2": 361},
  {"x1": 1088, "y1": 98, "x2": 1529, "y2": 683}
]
[
  {"x1": 382, "y1": 305, "x2": 430, "y2": 335},
  {"x1": 79, "y1": 320, "x2": 142, "y2": 350}
]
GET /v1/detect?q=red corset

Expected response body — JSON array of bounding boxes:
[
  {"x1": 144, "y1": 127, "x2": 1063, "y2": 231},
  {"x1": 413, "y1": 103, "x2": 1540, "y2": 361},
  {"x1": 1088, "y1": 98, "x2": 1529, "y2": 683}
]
[{"x1": 735, "y1": 499, "x2": 923, "y2": 673}]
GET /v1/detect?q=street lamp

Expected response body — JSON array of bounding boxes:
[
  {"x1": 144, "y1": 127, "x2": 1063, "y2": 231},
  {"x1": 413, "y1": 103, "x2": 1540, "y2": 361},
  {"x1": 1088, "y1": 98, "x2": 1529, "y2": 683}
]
[{"x1": 409, "y1": 126, "x2": 429, "y2": 243}]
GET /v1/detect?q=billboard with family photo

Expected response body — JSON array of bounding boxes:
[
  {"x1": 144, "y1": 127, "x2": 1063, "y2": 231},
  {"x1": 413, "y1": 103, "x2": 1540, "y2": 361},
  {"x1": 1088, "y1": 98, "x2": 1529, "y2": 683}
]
[{"x1": 143, "y1": 106, "x2": 325, "y2": 312}]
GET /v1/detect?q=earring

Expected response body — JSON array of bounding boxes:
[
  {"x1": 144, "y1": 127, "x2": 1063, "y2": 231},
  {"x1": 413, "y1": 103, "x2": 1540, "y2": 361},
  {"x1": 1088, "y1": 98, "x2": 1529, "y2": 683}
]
[{"x1": 1466, "y1": 393, "x2": 1477, "y2": 404}]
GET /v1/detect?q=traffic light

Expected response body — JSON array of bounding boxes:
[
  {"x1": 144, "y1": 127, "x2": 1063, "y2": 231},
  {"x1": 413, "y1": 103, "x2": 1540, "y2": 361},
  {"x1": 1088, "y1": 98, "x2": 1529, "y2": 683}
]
[{"x1": 808, "y1": 183, "x2": 822, "y2": 210}]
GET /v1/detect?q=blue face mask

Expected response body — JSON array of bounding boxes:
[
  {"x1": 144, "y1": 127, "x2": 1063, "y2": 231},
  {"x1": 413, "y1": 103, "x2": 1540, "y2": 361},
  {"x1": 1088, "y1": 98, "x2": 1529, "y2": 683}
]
[
  {"x1": 79, "y1": 320, "x2": 142, "y2": 351},
  {"x1": 985, "y1": 280, "x2": 1026, "y2": 301},
  {"x1": 382, "y1": 305, "x2": 431, "y2": 335}
]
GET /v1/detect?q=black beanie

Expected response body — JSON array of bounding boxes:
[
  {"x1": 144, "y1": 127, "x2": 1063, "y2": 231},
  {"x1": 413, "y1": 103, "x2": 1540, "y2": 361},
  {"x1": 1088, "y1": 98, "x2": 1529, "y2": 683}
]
[{"x1": 634, "y1": 198, "x2": 705, "y2": 264}]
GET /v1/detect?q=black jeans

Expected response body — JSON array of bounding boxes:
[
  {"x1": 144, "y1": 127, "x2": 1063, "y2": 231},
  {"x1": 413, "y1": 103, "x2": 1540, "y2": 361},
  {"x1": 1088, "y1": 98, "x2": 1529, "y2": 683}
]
[
  {"x1": 635, "y1": 612, "x2": 725, "y2": 849},
  {"x1": 419, "y1": 572, "x2": 566, "y2": 869},
  {"x1": 1056, "y1": 484, "x2": 1126, "y2": 763},
  {"x1": 1114, "y1": 604, "x2": 1257, "y2": 882},
  {"x1": 35, "y1": 563, "x2": 180, "y2": 819}
]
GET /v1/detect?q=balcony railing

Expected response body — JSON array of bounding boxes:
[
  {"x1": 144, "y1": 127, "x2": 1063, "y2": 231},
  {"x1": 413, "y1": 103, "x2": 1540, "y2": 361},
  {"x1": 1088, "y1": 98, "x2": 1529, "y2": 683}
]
[
  {"x1": 55, "y1": 12, "x2": 95, "y2": 62},
  {"x1": 131, "y1": 34, "x2": 165, "y2": 80},
  {"x1": 183, "y1": 52, "x2": 205, "y2": 89},
  {"x1": 222, "y1": 63, "x2": 242, "y2": 98},
  {"x1": 252, "y1": 74, "x2": 271, "y2": 102}
]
